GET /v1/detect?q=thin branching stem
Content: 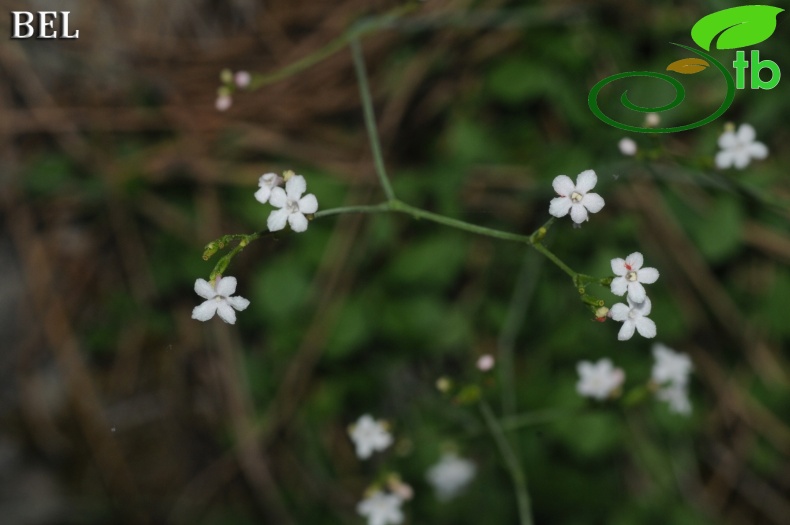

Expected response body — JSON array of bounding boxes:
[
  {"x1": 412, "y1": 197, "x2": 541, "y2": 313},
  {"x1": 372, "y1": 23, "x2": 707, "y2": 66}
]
[
  {"x1": 350, "y1": 37, "x2": 396, "y2": 201},
  {"x1": 480, "y1": 400, "x2": 534, "y2": 525}
]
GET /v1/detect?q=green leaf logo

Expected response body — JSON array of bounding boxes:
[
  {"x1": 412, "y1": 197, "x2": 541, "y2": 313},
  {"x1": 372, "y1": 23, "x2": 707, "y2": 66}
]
[{"x1": 691, "y1": 5, "x2": 784, "y2": 51}]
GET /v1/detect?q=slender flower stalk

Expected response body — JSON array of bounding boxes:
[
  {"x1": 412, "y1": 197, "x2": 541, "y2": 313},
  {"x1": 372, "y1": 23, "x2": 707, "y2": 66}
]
[{"x1": 479, "y1": 401, "x2": 533, "y2": 525}]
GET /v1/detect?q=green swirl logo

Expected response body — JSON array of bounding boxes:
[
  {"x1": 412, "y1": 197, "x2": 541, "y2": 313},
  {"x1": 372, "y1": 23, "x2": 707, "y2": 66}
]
[{"x1": 588, "y1": 6, "x2": 783, "y2": 133}]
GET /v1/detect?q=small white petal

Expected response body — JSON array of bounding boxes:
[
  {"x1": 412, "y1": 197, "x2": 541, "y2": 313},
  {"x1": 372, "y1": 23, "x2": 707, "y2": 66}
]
[
  {"x1": 194, "y1": 279, "x2": 216, "y2": 300},
  {"x1": 215, "y1": 276, "x2": 237, "y2": 297},
  {"x1": 227, "y1": 296, "x2": 250, "y2": 311},
  {"x1": 192, "y1": 300, "x2": 218, "y2": 321},
  {"x1": 254, "y1": 186, "x2": 272, "y2": 204},
  {"x1": 627, "y1": 282, "x2": 646, "y2": 303},
  {"x1": 285, "y1": 174, "x2": 306, "y2": 200},
  {"x1": 569, "y1": 204, "x2": 588, "y2": 224},
  {"x1": 618, "y1": 321, "x2": 636, "y2": 341},
  {"x1": 269, "y1": 187, "x2": 287, "y2": 208},
  {"x1": 638, "y1": 267, "x2": 659, "y2": 284},
  {"x1": 549, "y1": 197, "x2": 572, "y2": 218},
  {"x1": 298, "y1": 193, "x2": 318, "y2": 214},
  {"x1": 715, "y1": 150, "x2": 734, "y2": 169},
  {"x1": 733, "y1": 150, "x2": 751, "y2": 169},
  {"x1": 575, "y1": 170, "x2": 598, "y2": 193},
  {"x1": 288, "y1": 212, "x2": 309, "y2": 233},
  {"x1": 216, "y1": 302, "x2": 237, "y2": 324},
  {"x1": 610, "y1": 258, "x2": 627, "y2": 276},
  {"x1": 718, "y1": 131, "x2": 737, "y2": 149},
  {"x1": 609, "y1": 303, "x2": 629, "y2": 321},
  {"x1": 748, "y1": 141, "x2": 768, "y2": 160},
  {"x1": 737, "y1": 123, "x2": 756, "y2": 143},
  {"x1": 636, "y1": 296, "x2": 652, "y2": 316},
  {"x1": 581, "y1": 193, "x2": 605, "y2": 213},
  {"x1": 635, "y1": 317, "x2": 657, "y2": 338},
  {"x1": 552, "y1": 175, "x2": 575, "y2": 196},
  {"x1": 625, "y1": 252, "x2": 643, "y2": 270},
  {"x1": 610, "y1": 277, "x2": 628, "y2": 296},
  {"x1": 267, "y1": 208, "x2": 289, "y2": 232}
]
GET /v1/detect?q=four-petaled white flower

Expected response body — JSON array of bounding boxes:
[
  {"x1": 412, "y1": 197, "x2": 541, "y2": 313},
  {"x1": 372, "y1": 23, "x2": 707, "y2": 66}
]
[
  {"x1": 254, "y1": 172, "x2": 283, "y2": 204},
  {"x1": 357, "y1": 491, "x2": 404, "y2": 525},
  {"x1": 349, "y1": 414, "x2": 393, "y2": 459},
  {"x1": 656, "y1": 381, "x2": 692, "y2": 415},
  {"x1": 267, "y1": 174, "x2": 318, "y2": 233},
  {"x1": 610, "y1": 252, "x2": 659, "y2": 304},
  {"x1": 610, "y1": 296, "x2": 657, "y2": 341},
  {"x1": 576, "y1": 358, "x2": 625, "y2": 400},
  {"x1": 651, "y1": 344, "x2": 693, "y2": 386},
  {"x1": 426, "y1": 452, "x2": 476, "y2": 501},
  {"x1": 715, "y1": 123, "x2": 768, "y2": 170},
  {"x1": 549, "y1": 170, "x2": 605, "y2": 224},
  {"x1": 191, "y1": 276, "x2": 250, "y2": 324}
]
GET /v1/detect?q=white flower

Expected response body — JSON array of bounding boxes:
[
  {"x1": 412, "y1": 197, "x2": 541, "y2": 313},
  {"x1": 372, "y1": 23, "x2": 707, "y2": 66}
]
[
  {"x1": 426, "y1": 452, "x2": 476, "y2": 501},
  {"x1": 715, "y1": 123, "x2": 768, "y2": 169},
  {"x1": 549, "y1": 170, "x2": 605, "y2": 224},
  {"x1": 348, "y1": 414, "x2": 392, "y2": 459},
  {"x1": 191, "y1": 276, "x2": 250, "y2": 324},
  {"x1": 254, "y1": 172, "x2": 283, "y2": 204},
  {"x1": 618, "y1": 137, "x2": 637, "y2": 156},
  {"x1": 610, "y1": 252, "x2": 659, "y2": 304},
  {"x1": 610, "y1": 296, "x2": 656, "y2": 341},
  {"x1": 576, "y1": 358, "x2": 625, "y2": 400},
  {"x1": 267, "y1": 174, "x2": 318, "y2": 233},
  {"x1": 651, "y1": 344, "x2": 693, "y2": 386},
  {"x1": 357, "y1": 491, "x2": 404, "y2": 525},
  {"x1": 656, "y1": 382, "x2": 692, "y2": 415}
]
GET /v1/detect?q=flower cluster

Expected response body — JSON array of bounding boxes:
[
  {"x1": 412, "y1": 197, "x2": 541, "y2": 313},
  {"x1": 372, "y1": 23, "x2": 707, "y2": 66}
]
[
  {"x1": 608, "y1": 252, "x2": 659, "y2": 341},
  {"x1": 349, "y1": 415, "x2": 412, "y2": 525},
  {"x1": 191, "y1": 170, "x2": 319, "y2": 325},
  {"x1": 651, "y1": 343, "x2": 694, "y2": 414},
  {"x1": 576, "y1": 346, "x2": 693, "y2": 416},
  {"x1": 215, "y1": 68, "x2": 252, "y2": 111},
  {"x1": 256, "y1": 170, "x2": 318, "y2": 233}
]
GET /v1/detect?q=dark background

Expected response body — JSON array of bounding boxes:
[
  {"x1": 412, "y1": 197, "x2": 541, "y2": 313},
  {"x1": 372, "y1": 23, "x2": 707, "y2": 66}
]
[{"x1": 1, "y1": 0, "x2": 789, "y2": 523}]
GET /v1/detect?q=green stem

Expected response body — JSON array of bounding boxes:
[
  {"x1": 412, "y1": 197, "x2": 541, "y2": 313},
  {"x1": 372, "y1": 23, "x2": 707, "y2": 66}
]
[
  {"x1": 390, "y1": 200, "x2": 532, "y2": 243},
  {"x1": 350, "y1": 37, "x2": 396, "y2": 201},
  {"x1": 498, "y1": 251, "x2": 542, "y2": 418},
  {"x1": 247, "y1": 4, "x2": 418, "y2": 90},
  {"x1": 480, "y1": 401, "x2": 534, "y2": 525},
  {"x1": 314, "y1": 202, "x2": 393, "y2": 218},
  {"x1": 209, "y1": 200, "x2": 587, "y2": 286},
  {"x1": 531, "y1": 242, "x2": 576, "y2": 279}
]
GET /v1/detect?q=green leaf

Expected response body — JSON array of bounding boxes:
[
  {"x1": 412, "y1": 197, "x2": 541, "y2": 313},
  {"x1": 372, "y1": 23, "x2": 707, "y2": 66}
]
[{"x1": 691, "y1": 6, "x2": 784, "y2": 51}]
